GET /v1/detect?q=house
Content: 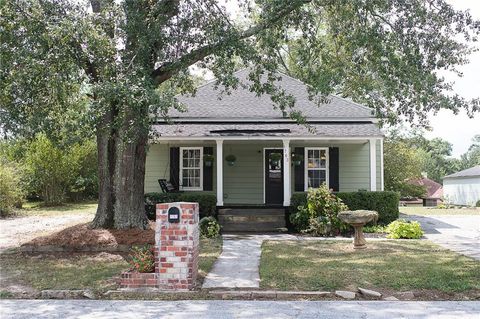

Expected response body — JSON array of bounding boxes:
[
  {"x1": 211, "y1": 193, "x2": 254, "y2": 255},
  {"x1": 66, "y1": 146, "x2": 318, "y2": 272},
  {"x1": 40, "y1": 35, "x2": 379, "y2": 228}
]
[
  {"x1": 404, "y1": 177, "x2": 443, "y2": 207},
  {"x1": 443, "y1": 166, "x2": 480, "y2": 206},
  {"x1": 145, "y1": 69, "x2": 384, "y2": 230}
]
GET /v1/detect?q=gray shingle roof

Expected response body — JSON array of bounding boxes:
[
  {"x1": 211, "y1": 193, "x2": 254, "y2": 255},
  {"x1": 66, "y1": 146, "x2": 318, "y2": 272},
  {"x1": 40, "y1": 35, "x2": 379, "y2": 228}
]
[
  {"x1": 152, "y1": 123, "x2": 382, "y2": 138},
  {"x1": 444, "y1": 166, "x2": 480, "y2": 179},
  {"x1": 169, "y1": 69, "x2": 374, "y2": 120}
]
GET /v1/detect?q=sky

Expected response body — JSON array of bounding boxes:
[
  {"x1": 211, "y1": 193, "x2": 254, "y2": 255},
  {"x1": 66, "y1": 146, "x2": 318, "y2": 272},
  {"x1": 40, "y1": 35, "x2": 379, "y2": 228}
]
[{"x1": 421, "y1": 1, "x2": 480, "y2": 157}]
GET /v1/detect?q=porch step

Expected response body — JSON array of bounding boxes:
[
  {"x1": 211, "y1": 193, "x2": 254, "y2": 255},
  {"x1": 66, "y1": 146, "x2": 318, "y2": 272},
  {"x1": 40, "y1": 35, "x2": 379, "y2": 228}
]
[{"x1": 218, "y1": 208, "x2": 286, "y2": 232}]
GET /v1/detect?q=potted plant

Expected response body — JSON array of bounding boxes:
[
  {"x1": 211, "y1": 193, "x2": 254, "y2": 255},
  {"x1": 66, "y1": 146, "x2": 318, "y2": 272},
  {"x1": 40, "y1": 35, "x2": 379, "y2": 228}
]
[
  {"x1": 225, "y1": 154, "x2": 236, "y2": 166},
  {"x1": 203, "y1": 154, "x2": 214, "y2": 167},
  {"x1": 291, "y1": 153, "x2": 304, "y2": 166},
  {"x1": 269, "y1": 152, "x2": 282, "y2": 165}
]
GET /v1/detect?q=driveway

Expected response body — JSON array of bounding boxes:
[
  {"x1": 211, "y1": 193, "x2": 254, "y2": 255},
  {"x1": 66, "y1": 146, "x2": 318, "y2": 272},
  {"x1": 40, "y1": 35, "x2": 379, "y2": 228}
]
[
  {"x1": 0, "y1": 213, "x2": 93, "y2": 252},
  {"x1": 404, "y1": 214, "x2": 480, "y2": 260},
  {"x1": 1, "y1": 300, "x2": 479, "y2": 319}
]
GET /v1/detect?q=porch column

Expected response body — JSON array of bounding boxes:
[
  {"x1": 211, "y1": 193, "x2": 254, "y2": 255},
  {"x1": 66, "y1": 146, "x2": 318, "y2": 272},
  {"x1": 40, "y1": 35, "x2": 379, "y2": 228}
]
[
  {"x1": 283, "y1": 139, "x2": 291, "y2": 206},
  {"x1": 369, "y1": 138, "x2": 377, "y2": 191},
  {"x1": 380, "y1": 138, "x2": 384, "y2": 191},
  {"x1": 216, "y1": 139, "x2": 224, "y2": 206}
]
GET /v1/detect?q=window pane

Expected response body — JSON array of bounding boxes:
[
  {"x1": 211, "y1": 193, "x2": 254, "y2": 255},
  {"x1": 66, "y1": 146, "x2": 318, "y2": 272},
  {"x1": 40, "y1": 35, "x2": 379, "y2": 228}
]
[
  {"x1": 320, "y1": 150, "x2": 326, "y2": 168},
  {"x1": 308, "y1": 169, "x2": 326, "y2": 188}
]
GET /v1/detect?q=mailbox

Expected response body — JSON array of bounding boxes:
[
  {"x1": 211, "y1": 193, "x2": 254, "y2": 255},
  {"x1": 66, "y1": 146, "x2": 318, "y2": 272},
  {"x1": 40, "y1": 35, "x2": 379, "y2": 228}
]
[{"x1": 167, "y1": 206, "x2": 181, "y2": 223}]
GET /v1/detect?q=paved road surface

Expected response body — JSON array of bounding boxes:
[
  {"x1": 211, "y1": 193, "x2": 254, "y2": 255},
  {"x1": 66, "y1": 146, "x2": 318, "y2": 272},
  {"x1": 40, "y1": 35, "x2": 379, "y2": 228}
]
[{"x1": 1, "y1": 300, "x2": 479, "y2": 319}]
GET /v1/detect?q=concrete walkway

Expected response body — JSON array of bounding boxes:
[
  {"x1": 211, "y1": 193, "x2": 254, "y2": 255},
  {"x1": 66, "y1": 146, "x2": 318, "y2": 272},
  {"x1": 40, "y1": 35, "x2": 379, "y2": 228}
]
[
  {"x1": 1, "y1": 300, "x2": 479, "y2": 319},
  {"x1": 405, "y1": 215, "x2": 480, "y2": 260},
  {"x1": 202, "y1": 236, "x2": 263, "y2": 288}
]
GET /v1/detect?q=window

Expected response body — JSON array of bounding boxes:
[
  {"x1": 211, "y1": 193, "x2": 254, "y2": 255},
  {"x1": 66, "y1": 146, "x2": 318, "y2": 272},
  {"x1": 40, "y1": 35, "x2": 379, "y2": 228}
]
[
  {"x1": 180, "y1": 147, "x2": 203, "y2": 190},
  {"x1": 305, "y1": 148, "x2": 328, "y2": 189}
]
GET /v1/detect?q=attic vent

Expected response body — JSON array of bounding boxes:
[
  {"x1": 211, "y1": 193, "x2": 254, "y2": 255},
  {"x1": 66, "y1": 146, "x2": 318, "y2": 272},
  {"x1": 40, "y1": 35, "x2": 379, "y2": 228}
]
[{"x1": 209, "y1": 129, "x2": 291, "y2": 134}]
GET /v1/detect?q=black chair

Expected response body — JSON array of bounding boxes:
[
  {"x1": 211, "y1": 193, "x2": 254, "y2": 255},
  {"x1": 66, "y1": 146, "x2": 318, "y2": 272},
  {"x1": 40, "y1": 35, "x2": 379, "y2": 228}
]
[{"x1": 158, "y1": 179, "x2": 181, "y2": 193}]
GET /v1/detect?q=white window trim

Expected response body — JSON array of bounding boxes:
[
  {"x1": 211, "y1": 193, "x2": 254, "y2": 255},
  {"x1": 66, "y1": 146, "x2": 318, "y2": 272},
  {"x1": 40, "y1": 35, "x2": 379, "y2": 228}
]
[
  {"x1": 179, "y1": 147, "x2": 203, "y2": 191},
  {"x1": 304, "y1": 147, "x2": 329, "y2": 191}
]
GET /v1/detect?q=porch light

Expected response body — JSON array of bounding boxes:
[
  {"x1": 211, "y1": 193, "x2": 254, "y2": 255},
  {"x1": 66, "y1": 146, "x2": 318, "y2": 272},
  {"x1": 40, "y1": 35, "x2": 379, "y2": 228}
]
[{"x1": 225, "y1": 154, "x2": 236, "y2": 166}]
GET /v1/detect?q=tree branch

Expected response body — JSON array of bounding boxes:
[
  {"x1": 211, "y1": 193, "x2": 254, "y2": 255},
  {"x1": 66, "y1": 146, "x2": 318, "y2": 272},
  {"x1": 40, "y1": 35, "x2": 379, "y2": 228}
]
[{"x1": 151, "y1": 0, "x2": 312, "y2": 86}]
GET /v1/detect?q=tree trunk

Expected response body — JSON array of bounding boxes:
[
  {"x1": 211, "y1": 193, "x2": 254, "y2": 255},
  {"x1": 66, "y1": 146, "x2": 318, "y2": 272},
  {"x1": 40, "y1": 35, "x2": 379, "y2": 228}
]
[{"x1": 91, "y1": 111, "x2": 149, "y2": 230}]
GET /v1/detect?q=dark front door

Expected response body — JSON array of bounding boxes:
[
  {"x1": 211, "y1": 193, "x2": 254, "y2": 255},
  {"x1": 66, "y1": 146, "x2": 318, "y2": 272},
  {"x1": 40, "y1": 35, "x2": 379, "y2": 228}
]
[{"x1": 265, "y1": 149, "x2": 284, "y2": 205}]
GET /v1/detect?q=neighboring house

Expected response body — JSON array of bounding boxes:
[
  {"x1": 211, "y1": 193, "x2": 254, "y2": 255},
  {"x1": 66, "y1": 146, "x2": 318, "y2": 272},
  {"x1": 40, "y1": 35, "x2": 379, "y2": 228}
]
[
  {"x1": 145, "y1": 69, "x2": 384, "y2": 230},
  {"x1": 443, "y1": 166, "x2": 480, "y2": 206},
  {"x1": 404, "y1": 177, "x2": 443, "y2": 207}
]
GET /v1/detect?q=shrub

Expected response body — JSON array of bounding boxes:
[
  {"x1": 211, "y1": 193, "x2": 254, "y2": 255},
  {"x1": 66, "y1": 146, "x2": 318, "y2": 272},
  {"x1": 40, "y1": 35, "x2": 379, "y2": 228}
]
[
  {"x1": 290, "y1": 190, "x2": 400, "y2": 226},
  {"x1": 386, "y1": 219, "x2": 424, "y2": 239},
  {"x1": 476, "y1": 200, "x2": 480, "y2": 208},
  {"x1": 336, "y1": 191, "x2": 400, "y2": 225},
  {"x1": 363, "y1": 225, "x2": 387, "y2": 233},
  {"x1": 290, "y1": 185, "x2": 349, "y2": 236},
  {"x1": 199, "y1": 216, "x2": 221, "y2": 238},
  {"x1": 144, "y1": 192, "x2": 216, "y2": 220},
  {"x1": 0, "y1": 162, "x2": 25, "y2": 216},
  {"x1": 129, "y1": 245, "x2": 155, "y2": 273}
]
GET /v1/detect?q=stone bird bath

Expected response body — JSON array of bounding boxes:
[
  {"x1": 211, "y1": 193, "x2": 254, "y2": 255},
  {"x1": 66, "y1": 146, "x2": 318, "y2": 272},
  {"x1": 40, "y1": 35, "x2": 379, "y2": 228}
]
[{"x1": 338, "y1": 210, "x2": 379, "y2": 249}]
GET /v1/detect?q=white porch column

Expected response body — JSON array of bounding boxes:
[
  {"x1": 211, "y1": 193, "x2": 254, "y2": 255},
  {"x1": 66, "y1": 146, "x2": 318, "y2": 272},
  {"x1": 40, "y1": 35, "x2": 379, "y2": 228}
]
[
  {"x1": 216, "y1": 139, "x2": 224, "y2": 206},
  {"x1": 283, "y1": 139, "x2": 291, "y2": 206},
  {"x1": 369, "y1": 138, "x2": 377, "y2": 191},
  {"x1": 380, "y1": 138, "x2": 384, "y2": 191}
]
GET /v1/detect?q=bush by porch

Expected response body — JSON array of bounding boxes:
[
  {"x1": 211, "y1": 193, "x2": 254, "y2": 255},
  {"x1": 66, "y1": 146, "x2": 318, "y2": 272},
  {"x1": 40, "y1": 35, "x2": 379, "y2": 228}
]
[{"x1": 290, "y1": 190, "x2": 400, "y2": 226}]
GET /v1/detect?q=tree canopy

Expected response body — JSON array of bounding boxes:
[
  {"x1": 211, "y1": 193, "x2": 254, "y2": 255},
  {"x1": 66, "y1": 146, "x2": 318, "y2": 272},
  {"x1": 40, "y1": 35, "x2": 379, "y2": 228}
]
[{"x1": 1, "y1": 0, "x2": 479, "y2": 228}]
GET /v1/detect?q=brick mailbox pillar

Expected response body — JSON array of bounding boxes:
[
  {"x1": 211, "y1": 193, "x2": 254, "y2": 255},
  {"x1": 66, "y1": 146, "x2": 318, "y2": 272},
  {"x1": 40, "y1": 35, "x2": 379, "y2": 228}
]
[{"x1": 155, "y1": 202, "x2": 199, "y2": 290}]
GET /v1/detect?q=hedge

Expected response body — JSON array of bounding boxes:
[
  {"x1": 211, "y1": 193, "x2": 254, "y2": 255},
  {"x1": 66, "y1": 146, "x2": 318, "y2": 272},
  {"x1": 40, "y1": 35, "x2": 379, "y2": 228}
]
[
  {"x1": 290, "y1": 191, "x2": 400, "y2": 225},
  {"x1": 144, "y1": 192, "x2": 216, "y2": 220}
]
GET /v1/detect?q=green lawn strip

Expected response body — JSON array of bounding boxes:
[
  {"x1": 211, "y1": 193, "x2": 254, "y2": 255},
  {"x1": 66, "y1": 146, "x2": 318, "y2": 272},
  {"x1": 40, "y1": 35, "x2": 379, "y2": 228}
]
[
  {"x1": 15, "y1": 201, "x2": 98, "y2": 217},
  {"x1": 400, "y1": 207, "x2": 479, "y2": 216},
  {"x1": 260, "y1": 240, "x2": 480, "y2": 293},
  {"x1": 0, "y1": 237, "x2": 222, "y2": 293},
  {"x1": 0, "y1": 252, "x2": 128, "y2": 292},
  {"x1": 198, "y1": 237, "x2": 223, "y2": 284}
]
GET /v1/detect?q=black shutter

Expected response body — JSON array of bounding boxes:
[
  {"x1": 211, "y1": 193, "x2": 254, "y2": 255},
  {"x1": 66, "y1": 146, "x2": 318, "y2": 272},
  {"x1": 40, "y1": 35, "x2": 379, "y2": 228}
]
[
  {"x1": 294, "y1": 147, "x2": 305, "y2": 192},
  {"x1": 329, "y1": 147, "x2": 339, "y2": 192},
  {"x1": 169, "y1": 147, "x2": 180, "y2": 191},
  {"x1": 203, "y1": 147, "x2": 214, "y2": 191}
]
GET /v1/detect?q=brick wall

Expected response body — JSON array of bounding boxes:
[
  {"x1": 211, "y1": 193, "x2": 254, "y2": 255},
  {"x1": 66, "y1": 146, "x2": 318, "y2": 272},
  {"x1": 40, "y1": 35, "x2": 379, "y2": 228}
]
[{"x1": 119, "y1": 202, "x2": 199, "y2": 290}]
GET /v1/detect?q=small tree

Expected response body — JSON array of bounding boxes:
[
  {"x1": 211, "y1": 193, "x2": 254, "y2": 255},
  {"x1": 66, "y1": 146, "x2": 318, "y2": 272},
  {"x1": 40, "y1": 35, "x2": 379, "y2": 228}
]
[
  {"x1": 0, "y1": 162, "x2": 24, "y2": 216},
  {"x1": 23, "y1": 135, "x2": 74, "y2": 205}
]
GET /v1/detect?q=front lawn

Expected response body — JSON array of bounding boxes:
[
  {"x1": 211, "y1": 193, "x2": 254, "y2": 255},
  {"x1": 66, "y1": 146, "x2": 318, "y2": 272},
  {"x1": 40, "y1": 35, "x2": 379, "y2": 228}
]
[
  {"x1": 400, "y1": 206, "x2": 479, "y2": 216},
  {"x1": 0, "y1": 237, "x2": 222, "y2": 297},
  {"x1": 260, "y1": 240, "x2": 480, "y2": 294},
  {"x1": 15, "y1": 201, "x2": 98, "y2": 217}
]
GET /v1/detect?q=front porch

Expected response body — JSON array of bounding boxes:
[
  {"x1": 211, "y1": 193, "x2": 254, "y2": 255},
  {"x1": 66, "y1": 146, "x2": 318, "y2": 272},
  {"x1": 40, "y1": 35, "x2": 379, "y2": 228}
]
[{"x1": 145, "y1": 137, "x2": 384, "y2": 208}]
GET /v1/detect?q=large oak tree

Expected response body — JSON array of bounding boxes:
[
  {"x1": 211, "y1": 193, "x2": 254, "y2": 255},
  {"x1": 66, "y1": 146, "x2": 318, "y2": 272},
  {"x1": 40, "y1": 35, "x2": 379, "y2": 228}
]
[{"x1": 1, "y1": 0, "x2": 479, "y2": 229}]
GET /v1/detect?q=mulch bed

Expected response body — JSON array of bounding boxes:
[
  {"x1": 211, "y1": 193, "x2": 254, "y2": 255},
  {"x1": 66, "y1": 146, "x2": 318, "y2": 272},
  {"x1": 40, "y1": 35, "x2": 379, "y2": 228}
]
[{"x1": 22, "y1": 222, "x2": 155, "y2": 249}]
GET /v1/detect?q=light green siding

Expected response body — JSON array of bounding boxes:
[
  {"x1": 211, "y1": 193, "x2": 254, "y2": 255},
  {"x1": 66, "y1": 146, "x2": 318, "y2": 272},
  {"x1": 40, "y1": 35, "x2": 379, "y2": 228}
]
[
  {"x1": 145, "y1": 144, "x2": 169, "y2": 193},
  {"x1": 223, "y1": 142, "x2": 280, "y2": 204},
  {"x1": 338, "y1": 143, "x2": 370, "y2": 192},
  {"x1": 144, "y1": 140, "x2": 383, "y2": 202}
]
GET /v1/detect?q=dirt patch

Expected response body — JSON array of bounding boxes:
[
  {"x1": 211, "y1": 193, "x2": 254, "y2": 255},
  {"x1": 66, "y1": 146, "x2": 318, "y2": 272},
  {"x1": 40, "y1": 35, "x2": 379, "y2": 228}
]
[{"x1": 23, "y1": 222, "x2": 155, "y2": 248}]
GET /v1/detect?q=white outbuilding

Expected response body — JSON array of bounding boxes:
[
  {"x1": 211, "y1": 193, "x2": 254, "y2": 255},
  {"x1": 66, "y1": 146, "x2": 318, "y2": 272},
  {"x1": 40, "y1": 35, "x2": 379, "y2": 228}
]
[{"x1": 443, "y1": 165, "x2": 480, "y2": 206}]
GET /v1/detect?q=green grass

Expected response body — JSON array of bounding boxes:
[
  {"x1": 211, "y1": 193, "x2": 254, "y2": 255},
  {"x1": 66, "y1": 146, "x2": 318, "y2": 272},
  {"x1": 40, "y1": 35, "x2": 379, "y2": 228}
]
[
  {"x1": 400, "y1": 206, "x2": 480, "y2": 216},
  {"x1": 0, "y1": 237, "x2": 223, "y2": 294},
  {"x1": 0, "y1": 252, "x2": 128, "y2": 292},
  {"x1": 15, "y1": 201, "x2": 97, "y2": 217},
  {"x1": 198, "y1": 237, "x2": 223, "y2": 283},
  {"x1": 260, "y1": 240, "x2": 480, "y2": 293}
]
